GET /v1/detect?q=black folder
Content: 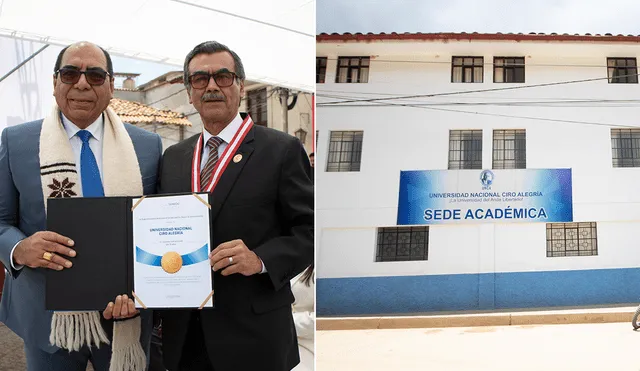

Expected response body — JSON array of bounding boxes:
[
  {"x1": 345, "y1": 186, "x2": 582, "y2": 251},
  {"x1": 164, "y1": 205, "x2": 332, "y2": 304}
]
[{"x1": 45, "y1": 193, "x2": 211, "y2": 311}]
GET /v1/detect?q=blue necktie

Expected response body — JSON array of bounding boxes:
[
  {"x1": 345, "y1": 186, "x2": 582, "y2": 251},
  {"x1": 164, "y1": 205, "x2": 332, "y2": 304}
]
[{"x1": 76, "y1": 130, "x2": 104, "y2": 197}]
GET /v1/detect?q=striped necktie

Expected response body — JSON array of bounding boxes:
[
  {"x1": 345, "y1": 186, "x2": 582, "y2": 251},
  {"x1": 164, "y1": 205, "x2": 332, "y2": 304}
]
[{"x1": 200, "y1": 136, "x2": 224, "y2": 189}]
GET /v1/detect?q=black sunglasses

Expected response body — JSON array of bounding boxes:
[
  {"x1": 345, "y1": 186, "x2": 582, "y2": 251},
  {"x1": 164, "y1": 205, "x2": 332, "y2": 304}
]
[
  {"x1": 188, "y1": 69, "x2": 238, "y2": 89},
  {"x1": 55, "y1": 67, "x2": 111, "y2": 86}
]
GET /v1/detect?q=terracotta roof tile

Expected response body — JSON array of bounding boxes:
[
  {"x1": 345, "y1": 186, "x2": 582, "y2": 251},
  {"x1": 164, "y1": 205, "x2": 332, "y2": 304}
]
[
  {"x1": 109, "y1": 98, "x2": 191, "y2": 126},
  {"x1": 316, "y1": 32, "x2": 640, "y2": 43}
]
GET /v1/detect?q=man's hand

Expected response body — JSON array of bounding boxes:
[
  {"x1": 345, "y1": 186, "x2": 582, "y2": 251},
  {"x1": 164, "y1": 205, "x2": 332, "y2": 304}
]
[
  {"x1": 13, "y1": 231, "x2": 76, "y2": 270},
  {"x1": 102, "y1": 295, "x2": 139, "y2": 320},
  {"x1": 210, "y1": 239, "x2": 262, "y2": 276}
]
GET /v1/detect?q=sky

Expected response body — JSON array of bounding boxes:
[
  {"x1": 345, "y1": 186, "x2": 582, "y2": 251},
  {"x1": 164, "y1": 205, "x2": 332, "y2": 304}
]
[
  {"x1": 0, "y1": 0, "x2": 314, "y2": 91},
  {"x1": 114, "y1": 0, "x2": 640, "y2": 86},
  {"x1": 316, "y1": 0, "x2": 640, "y2": 35}
]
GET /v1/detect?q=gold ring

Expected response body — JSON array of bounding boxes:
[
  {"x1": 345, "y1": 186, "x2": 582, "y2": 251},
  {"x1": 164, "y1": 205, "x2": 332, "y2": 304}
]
[{"x1": 43, "y1": 252, "x2": 53, "y2": 261}]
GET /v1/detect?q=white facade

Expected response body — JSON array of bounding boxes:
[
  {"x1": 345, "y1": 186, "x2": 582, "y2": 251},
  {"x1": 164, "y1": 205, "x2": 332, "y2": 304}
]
[{"x1": 316, "y1": 34, "x2": 640, "y2": 315}]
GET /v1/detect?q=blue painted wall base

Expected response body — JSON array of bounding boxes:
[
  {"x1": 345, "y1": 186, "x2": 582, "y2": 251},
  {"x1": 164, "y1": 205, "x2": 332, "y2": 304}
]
[{"x1": 317, "y1": 268, "x2": 640, "y2": 316}]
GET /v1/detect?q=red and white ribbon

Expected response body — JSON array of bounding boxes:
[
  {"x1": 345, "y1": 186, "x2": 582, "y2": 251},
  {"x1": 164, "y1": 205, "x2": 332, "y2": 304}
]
[{"x1": 191, "y1": 116, "x2": 253, "y2": 193}]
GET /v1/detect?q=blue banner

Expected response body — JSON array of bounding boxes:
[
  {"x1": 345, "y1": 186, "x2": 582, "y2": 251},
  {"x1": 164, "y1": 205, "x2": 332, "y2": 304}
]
[
  {"x1": 397, "y1": 169, "x2": 573, "y2": 225},
  {"x1": 135, "y1": 244, "x2": 209, "y2": 267}
]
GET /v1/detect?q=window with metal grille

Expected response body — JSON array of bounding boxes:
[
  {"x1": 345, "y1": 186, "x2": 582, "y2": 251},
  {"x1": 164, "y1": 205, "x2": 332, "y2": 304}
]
[
  {"x1": 449, "y1": 130, "x2": 483, "y2": 169},
  {"x1": 336, "y1": 57, "x2": 369, "y2": 83},
  {"x1": 452, "y1": 57, "x2": 483, "y2": 83},
  {"x1": 607, "y1": 58, "x2": 638, "y2": 83},
  {"x1": 376, "y1": 226, "x2": 429, "y2": 262},
  {"x1": 611, "y1": 128, "x2": 640, "y2": 167},
  {"x1": 247, "y1": 88, "x2": 268, "y2": 127},
  {"x1": 326, "y1": 131, "x2": 363, "y2": 172},
  {"x1": 494, "y1": 57, "x2": 525, "y2": 83},
  {"x1": 493, "y1": 130, "x2": 526, "y2": 169},
  {"x1": 316, "y1": 57, "x2": 327, "y2": 83},
  {"x1": 546, "y1": 222, "x2": 598, "y2": 257}
]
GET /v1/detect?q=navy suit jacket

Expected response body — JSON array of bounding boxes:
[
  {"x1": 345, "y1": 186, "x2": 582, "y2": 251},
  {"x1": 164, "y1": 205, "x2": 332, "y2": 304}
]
[{"x1": 0, "y1": 119, "x2": 162, "y2": 352}]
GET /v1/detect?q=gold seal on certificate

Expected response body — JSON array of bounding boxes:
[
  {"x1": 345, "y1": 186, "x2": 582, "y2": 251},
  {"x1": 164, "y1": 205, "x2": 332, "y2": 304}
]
[{"x1": 161, "y1": 252, "x2": 183, "y2": 274}]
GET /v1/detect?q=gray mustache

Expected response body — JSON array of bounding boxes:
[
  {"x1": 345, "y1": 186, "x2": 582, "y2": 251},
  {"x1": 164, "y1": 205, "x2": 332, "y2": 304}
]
[{"x1": 202, "y1": 92, "x2": 225, "y2": 102}]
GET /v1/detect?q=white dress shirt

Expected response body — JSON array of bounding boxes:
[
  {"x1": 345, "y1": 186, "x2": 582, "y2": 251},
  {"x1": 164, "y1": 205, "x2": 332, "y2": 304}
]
[
  {"x1": 10, "y1": 114, "x2": 104, "y2": 270},
  {"x1": 61, "y1": 113, "x2": 105, "y2": 186},
  {"x1": 200, "y1": 113, "x2": 243, "y2": 170},
  {"x1": 200, "y1": 113, "x2": 266, "y2": 274}
]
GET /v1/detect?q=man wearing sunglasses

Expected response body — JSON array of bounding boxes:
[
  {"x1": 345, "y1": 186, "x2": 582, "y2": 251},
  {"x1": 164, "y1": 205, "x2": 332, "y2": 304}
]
[
  {"x1": 157, "y1": 41, "x2": 313, "y2": 371},
  {"x1": 0, "y1": 42, "x2": 161, "y2": 370}
]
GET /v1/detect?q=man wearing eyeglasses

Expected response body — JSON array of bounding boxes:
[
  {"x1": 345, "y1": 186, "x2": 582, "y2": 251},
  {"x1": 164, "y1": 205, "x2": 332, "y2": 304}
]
[
  {"x1": 157, "y1": 41, "x2": 313, "y2": 371},
  {"x1": 0, "y1": 42, "x2": 161, "y2": 370}
]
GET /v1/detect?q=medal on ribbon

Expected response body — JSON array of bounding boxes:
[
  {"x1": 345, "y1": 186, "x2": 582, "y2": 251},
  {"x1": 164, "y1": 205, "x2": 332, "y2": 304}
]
[{"x1": 191, "y1": 115, "x2": 253, "y2": 193}]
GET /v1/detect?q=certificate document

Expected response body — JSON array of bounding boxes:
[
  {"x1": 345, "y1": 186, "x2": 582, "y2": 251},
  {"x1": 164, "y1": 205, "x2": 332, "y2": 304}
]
[{"x1": 132, "y1": 193, "x2": 213, "y2": 308}]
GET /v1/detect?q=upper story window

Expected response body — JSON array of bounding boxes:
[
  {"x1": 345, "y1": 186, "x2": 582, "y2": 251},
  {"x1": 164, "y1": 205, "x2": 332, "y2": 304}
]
[
  {"x1": 316, "y1": 57, "x2": 327, "y2": 83},
  {"x1": 493, "y1": 129, "x2": 526, "y2": 169},
  {"x1": 494, "y1": 57, "x2": 525, "y2": 83},
  {"x1": 449, "y1": 130, "x2": 483, "y2": 169},
  {"x1": 607, "y1": 58, "x2": 638, "y2": 84},
  {"x1": 611, "y1": 128, "x2": 640, "y2": 167},
  {"x1": 336, "y1": 57, "x2": 370, "y2": 83},
  {"x1": 247, "y1": 88, "x2": 268, "y2": 127},
  {"x1": 326, "y1": 131, "x2": 364, "y2": 172},
  {"x1": 452, "y1": 57, "x2": 483, "y2": 83}
]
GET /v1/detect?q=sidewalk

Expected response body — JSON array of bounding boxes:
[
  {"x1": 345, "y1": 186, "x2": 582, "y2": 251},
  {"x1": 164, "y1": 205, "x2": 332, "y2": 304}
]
[
  {"x1": 0, "y1": 322, "x2": 94, "y2": 371},
  {"x1": 317, "y1": 304, "x2": 638, "y2": 331},
  {"x1": 316, "y1": 322, "x2": 640, "y2": 371},
  {"x1": 0, "y1": 322, "x2": 26, "y2": 371}
]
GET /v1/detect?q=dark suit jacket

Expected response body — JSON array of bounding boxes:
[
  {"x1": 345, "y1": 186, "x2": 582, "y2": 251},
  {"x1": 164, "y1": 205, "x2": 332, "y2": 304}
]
[{"x1": 158, "y1": 119, "x2": 314, "y2": 371}]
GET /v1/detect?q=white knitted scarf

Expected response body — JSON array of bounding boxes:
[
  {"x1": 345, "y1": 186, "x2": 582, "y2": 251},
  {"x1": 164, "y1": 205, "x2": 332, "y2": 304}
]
[{"x1": 39, "y1": 104, "x2": 146, "y2": 371}]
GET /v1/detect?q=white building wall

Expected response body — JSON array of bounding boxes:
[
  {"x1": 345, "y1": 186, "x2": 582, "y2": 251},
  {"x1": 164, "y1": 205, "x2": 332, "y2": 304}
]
[
  {"x1": 114, "y1": 90, "x2": 143, "y2": 102},
  {"x1": 316, "y1": 40, "x2": 640, "y2": 283},
  {"x1": 145, "y1": 83, "x2": 191, "y2": 114}
]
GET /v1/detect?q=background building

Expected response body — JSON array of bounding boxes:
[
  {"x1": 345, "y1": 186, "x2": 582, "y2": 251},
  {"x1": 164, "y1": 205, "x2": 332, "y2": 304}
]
[
  {"x1": 114, "y1": 72, "x2": 315, "y2": 154},
  {"x1": 109, "y1": 96, "x2": 192, "y2": 148},
  {"x1": 316, "y1": 32, "x2": 640, "y2": 316}
]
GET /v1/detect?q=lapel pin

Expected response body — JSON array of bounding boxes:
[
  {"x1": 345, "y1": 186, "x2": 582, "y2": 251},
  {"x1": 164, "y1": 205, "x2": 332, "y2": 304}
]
[{"x1": 233, "y1": 154, "x2": 243, "y2": 163}]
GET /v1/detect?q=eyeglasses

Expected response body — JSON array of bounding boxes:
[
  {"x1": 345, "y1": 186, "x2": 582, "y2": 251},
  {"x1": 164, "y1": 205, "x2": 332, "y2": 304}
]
[
  {"x1": 188, "y1": 70, "x2": 238, "y2": 89},
  {"x1": 55, "y1": 67, "x2": 110, "y2": 86}
]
